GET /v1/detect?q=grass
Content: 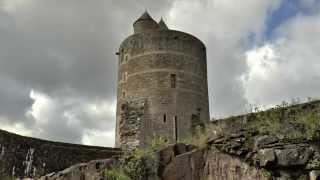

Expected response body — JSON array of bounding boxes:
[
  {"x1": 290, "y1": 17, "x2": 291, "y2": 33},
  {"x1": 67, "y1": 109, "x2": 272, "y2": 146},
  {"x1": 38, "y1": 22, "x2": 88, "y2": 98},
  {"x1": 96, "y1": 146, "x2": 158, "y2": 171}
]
[{"x1": 104, "y1": 169, "x2": 129, "y2": 180}]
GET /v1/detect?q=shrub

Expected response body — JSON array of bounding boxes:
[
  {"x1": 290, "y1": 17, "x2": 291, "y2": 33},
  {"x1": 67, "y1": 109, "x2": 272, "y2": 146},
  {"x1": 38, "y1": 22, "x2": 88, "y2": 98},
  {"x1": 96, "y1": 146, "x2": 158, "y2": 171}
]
[{"x1": 120, "y1": 135, "x2": 168, "y2": 180}]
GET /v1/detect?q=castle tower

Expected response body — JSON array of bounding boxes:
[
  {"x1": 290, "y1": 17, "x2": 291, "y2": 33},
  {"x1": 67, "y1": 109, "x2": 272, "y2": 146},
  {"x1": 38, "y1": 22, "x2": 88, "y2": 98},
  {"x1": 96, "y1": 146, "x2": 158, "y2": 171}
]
[{"x1": 115, "y1": 12, "x2": 210, "y2": 148}]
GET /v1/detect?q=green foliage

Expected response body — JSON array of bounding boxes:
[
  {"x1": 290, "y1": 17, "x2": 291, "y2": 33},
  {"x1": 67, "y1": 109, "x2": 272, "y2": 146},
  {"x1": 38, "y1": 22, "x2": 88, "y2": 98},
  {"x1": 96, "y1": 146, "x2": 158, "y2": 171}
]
[
  {"x1": 120, "y1": 135, "x2": 168, "y2": 180},
  {"x1": 247, "y1": 100, "x2": 320, "y2": 141},
  {"x1": 295, "y1": 112, "x2": 320, "y2": 140},
  {"x1": 150, "y1": 135, "x2": 169, "y2": 151},
  {"x1": 104, "y1": 169, "x2": 130, "y2": 180},
  {"x1": 180, "y1": 125, "x2": 209, "y2": 147},
  {"x1": 121, "y1": 149, "x2": 147, "y2": 180},
  {"x1": 261, "y1": 169, "x2": 272, "y2": 179},
  {"x1": 248, "y1": 108, "x2": 282, "y2": 136}
]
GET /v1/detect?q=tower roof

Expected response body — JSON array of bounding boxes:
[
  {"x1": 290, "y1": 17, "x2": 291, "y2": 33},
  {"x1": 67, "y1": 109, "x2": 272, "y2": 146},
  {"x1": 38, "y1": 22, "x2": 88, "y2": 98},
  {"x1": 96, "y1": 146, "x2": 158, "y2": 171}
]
[
  {"x1": 133, "y1": 11, "x2": 160, "y2": 33},
  {"x1": 158, "y1": 18, "x2": 169, "y2": 30},
  {"x1": 134, "y1": 11, "x2": 154, "y2": 24}
]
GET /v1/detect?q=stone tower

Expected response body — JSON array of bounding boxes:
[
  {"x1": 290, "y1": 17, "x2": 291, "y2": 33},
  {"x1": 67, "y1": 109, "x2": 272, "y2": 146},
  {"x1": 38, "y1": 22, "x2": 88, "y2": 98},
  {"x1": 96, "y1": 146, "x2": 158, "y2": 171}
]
[{"x1": 115, "y1": 12, "x2": 210, "y2": 149}]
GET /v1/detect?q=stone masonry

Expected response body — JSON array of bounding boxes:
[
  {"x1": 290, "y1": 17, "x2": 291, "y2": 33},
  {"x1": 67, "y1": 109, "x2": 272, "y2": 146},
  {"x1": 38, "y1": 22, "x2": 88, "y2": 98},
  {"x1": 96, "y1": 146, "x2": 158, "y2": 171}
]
[
  {"x1": 0, "y1": 129, "x2": 120, "y2": 179},
  {"x1": 115, "y1": 12, "x2": 210, "y2": 148}
]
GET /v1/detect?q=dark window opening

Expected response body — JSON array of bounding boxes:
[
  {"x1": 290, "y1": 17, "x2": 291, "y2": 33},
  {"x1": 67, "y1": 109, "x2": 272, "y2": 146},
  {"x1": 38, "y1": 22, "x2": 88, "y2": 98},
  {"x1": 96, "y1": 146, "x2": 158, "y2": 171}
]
[
  {"x1": 170, "y1": 74, "x2": 176, "y2": 88},
  {"x1": 163, "y1": 114, "x2": 167, "y2": 123},
  {"x1": 122, "y1": 91, "x2": 125, "y2": 98},
  {"x1": 174, "y1": 116, "x2": 178, "y2": 142}
]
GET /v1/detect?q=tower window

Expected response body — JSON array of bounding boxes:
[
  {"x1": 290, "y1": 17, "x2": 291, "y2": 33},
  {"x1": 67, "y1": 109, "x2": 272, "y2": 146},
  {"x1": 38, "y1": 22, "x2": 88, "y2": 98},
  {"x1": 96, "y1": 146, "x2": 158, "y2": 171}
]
[
  {"x1": 174, "y1": 116, "x2": 178, "y2": 142},
  {"x1": 122, "y1": 91, "x2": 126, "y2": 98},
  {"x1": 170, "y1": 74, "x2": 176, "y2": 88},
  {"x1": 163, "y1": 114, "x2": 167, "y2": 123}
]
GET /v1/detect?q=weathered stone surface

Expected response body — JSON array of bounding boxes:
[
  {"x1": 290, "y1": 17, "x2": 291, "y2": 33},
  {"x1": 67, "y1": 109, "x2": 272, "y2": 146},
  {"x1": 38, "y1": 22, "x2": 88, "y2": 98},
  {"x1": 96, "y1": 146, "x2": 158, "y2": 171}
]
[
  {"x1": 40, "y1": 135, "x2": 320, "y2": 180},
  {"x1": 275, "y1": 146, "x2": 312, "y2": 167},
  {"x1": 204, "y1": 151, "x2": 267, "y2": 180},
  {"x1": 0, "y1": 129, "x2": 120, "y2": 179},
  {"x1": 254, "y1": 135, "x2": 279, "y2": 149},
  {"x1": 118, "y1": 98, "x2": 147, "y2": 149},
  {"x1": 115, "y1": 12, "x2": 210, "y2": 148},
  {"x1": 258, "y1": 148, "x2": 276, "y2": 167},
  {"x1": 40, "y1": 158, "x2": 118, "y2": 180}
]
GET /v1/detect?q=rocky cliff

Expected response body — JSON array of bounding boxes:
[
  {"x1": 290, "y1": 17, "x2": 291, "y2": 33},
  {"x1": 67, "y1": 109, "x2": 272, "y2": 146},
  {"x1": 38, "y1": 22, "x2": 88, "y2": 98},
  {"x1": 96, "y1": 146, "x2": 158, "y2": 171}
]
[
  {"x1": 2, "y1": 100, "x2": 320, "y2": 180},
  {"x1": 0, "y1": 129, "x2": 120, "y2": 179},
  {"x1": 38, "y1": 101, "x2": 320, "y2": 180},
  {"x1": 39, "y1": 129, "x2": 320, "y2": 180}
]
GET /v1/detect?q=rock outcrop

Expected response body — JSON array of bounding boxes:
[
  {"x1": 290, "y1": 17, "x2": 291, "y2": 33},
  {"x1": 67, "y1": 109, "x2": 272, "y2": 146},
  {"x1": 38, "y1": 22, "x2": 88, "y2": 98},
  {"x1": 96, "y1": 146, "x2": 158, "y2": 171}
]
[{"x1": 40, "y1": 129, "x2": 320, "y2": 180}]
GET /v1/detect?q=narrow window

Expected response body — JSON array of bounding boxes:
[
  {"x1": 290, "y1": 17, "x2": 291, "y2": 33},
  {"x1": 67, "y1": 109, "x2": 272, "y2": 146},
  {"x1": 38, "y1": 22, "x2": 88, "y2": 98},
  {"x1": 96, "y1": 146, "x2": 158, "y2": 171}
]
[
  {"x1": 163, "y1": 114, "x2": 167, "y2": 123},
  {"x1": 122, "y1": 91, "x2": 125, "y2": 98},
  {"x1": 125, "y1": 55, "x2": 128, "y2": 62},
  {"x1": 170, "y1": 74, "x2": 176, "y2": 88},
  {"x1": 174, "y1": 116, "x2": 178, "y2": 142}
]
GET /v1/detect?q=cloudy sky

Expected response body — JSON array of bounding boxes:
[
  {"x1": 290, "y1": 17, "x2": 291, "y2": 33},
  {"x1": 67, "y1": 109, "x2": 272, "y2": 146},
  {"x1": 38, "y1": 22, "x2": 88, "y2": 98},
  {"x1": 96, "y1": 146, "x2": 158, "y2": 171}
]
[{"x1": 0, "y1": 0, "x2": 319, "y2": 147}]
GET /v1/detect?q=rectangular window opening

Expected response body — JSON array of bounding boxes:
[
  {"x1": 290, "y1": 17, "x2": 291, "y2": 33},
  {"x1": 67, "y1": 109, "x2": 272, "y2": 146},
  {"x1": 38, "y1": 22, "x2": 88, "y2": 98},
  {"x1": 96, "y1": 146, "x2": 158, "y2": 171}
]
[
  {"x1": 174, "y1": 116, "x2": 178, "y2": 142},
  {"x1": 163, "y1": 114, "x2": 167, "y2": 123},
  {"x1": 170, "y1": 74, "x2": 176, "y2": 88}
]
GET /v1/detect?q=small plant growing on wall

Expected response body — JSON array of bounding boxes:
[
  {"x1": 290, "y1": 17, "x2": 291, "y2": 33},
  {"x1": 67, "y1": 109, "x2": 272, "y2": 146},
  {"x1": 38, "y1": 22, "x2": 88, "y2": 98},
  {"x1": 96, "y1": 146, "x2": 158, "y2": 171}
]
[
  {"x1": 104, "y1": 169, "x2": 129, "y2": 180},
  {"x1": 180, "y1": 125, "x2": 209, "y2": 147}
]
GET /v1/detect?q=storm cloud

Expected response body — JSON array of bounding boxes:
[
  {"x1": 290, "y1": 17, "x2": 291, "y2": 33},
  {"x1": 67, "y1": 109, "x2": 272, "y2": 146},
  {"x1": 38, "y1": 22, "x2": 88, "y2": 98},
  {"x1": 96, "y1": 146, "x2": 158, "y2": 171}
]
[{"x1": 0, "y1": 0, "x2": 319, "y2": 146}]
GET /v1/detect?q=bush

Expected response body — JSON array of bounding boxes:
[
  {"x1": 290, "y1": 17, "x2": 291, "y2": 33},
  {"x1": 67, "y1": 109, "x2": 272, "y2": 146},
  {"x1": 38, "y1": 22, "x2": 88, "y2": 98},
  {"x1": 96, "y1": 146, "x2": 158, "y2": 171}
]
[{"x1": 120, "y1": 135, "x2": 168, "y2": 180}]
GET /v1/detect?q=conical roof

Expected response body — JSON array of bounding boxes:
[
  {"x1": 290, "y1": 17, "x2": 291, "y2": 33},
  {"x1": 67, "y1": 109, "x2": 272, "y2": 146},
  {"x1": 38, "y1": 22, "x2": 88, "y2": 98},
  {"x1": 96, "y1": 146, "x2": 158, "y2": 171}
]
[
  {"x1": 133, "y1": 11, "x2": 160, "y2": 34},
  {"x1": 158, "y1": 18, "x2": 169, "y2": 30},
  {"x1": 134, "y1": 11, "x2": 154, "y2": 23}
]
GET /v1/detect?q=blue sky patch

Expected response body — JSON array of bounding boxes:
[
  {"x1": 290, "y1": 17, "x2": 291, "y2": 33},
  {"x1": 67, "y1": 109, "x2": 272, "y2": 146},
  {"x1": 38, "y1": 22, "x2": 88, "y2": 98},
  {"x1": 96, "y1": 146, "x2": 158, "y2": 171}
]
[{"x1": 265, "y1": 0, "x2": 315, "y2": 39}]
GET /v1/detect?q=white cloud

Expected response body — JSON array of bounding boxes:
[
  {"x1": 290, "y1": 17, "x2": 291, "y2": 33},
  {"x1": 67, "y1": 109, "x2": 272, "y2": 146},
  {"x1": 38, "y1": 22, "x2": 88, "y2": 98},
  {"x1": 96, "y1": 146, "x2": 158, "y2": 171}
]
[
  {"x1": 243, "y1": 12, "x2": 320, "y2": 107},
  {"x1": 1, "y1": 123, "x2": 33, "y2": 137},
  {"x1": 82, "y1": 129, "x2": 115, "y2": 147},
  {"x1": 166, "y1": 0, "x2": 281, "y2": 117},
  {"x1": 21, "y1": 89, "x2": 117, "y2": 146},
  {"x1": 0, "y1": 0, "x2": 31, "y2": 13}
]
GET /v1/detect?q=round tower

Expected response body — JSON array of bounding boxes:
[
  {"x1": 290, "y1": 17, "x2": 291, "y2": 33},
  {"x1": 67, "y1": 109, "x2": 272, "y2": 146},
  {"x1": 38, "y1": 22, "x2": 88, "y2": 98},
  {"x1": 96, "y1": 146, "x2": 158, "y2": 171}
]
[{"x1": 115, "y1": 12, "x2": 210, "y2": 148}]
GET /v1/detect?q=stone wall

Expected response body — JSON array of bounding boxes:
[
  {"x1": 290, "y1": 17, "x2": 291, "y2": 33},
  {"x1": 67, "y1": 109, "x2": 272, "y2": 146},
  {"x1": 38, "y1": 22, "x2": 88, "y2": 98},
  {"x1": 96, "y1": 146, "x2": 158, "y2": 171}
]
[
  {"x1": 211, "y1": 100, "x2": 320, "y2": 136},
  {"x1": 116, "y1": 28, "x2": 210, "y2": 148},
  {"x1": 0, "y1": 129, "x2": 120, "y2": 179},
  {"x1": 118, "y1": 97, "x2": 147, "y2": 149}
]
